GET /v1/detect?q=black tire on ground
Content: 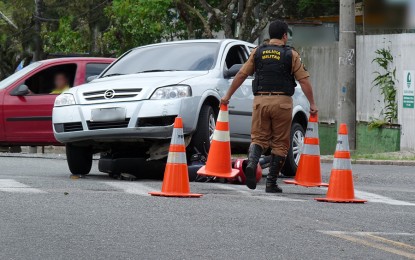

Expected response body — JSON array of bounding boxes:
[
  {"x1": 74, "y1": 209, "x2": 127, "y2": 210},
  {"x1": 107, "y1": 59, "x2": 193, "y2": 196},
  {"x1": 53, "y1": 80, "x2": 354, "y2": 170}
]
[
  {"x1": 281, "y1": 122, "x2": 305, "y2": 177},
  {"x1": 66, "y1": 144, "x2": 93, "y2": 175},
  {"x1": 187, "y1": 104, "x2": 217, "y2": 157}
]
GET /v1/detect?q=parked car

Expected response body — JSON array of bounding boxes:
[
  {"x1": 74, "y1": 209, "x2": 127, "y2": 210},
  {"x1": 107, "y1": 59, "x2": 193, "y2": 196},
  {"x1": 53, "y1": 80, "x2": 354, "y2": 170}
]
[
  {"x1": 52, "y1": 40, "x2": 310, "y2": 176},
  {"x1": 0, "y1": 57, "x2": 115, "y2": 147}
]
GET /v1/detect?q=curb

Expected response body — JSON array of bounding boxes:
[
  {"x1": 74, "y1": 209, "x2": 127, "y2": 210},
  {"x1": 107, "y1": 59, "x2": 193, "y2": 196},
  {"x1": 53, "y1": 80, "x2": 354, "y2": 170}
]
[
  {"x1": 321, "y1": 158, "x2": 415, "y2": 166},
  {"x1": 0, "y1": 153, "x2": 67, "y2": 160},
  {"x1": 0, "y1": 153, "x2": 100, "y2": 160}
]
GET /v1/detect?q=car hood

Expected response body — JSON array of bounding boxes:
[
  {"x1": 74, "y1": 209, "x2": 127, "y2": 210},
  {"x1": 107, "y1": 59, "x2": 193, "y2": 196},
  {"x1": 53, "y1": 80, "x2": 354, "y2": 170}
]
[{"x1": 70, "y1": 71, "x2": 209, "y2": 104}]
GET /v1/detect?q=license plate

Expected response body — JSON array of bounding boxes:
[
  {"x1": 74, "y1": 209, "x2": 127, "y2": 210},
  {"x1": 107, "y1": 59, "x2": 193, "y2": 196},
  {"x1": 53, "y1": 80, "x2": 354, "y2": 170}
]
[{"x1": 91, "y1": 107, "x2": 126, "y2": 122}]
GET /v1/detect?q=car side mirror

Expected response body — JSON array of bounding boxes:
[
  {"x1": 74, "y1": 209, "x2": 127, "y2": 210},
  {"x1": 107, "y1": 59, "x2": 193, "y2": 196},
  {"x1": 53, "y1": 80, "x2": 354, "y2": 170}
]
[
  {"x1": 224, "y1": 64, "x2": 243, "y2": 78},
  {"x1": 87, "y1": 75, "x2": 98, "y2": 83},
  {"x1": 11, "y1": 84, "x2": 30, "y2": 96}
]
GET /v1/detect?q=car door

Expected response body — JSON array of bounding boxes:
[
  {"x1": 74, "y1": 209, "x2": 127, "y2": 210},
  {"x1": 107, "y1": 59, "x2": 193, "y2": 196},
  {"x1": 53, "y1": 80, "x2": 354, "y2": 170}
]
[
  {"x1": 3, "y1": 62, "x2": 79, "y2": 144},
  {"x1": 221, "y1": 43, "x2": 254, "y2": 140}
]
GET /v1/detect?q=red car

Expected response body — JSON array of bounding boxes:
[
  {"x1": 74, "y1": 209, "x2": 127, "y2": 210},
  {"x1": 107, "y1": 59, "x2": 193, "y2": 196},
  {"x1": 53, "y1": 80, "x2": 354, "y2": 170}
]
[{"x1": 0, "y1": 57, "x2": 114, "y2": 146}]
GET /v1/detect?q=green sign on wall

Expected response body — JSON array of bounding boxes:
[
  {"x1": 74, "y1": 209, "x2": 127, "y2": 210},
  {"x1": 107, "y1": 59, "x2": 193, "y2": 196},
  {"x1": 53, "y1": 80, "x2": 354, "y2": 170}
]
[{"x1": 403, "y1": 70, "x2": 415, "y2": 108}]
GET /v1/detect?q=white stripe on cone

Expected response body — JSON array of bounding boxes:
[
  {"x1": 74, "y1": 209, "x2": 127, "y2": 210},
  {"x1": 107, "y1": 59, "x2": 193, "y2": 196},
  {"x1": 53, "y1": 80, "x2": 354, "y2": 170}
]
[
  {"x1": 167, "y1": 151, "x2": 187, "y2": 164},
  {"x1": 336, "y1": 134, "x2": 350, "y2": 152},
  {"x1": 305, "y1": 122, "x2": 319, "y2": 138},
  {"x1": 302, "y1": 143, "x2": 320, "y2": 156},
  {"x1": 212, "y1": 130, "x2": 231, "y2": 142},
  {"x1": 217, "y1": 110, "x2": 229, "y2": 122},
  {"x1": 170, "y1": 127, "x2": 185, "y2": 145},
  {"x1": 332, "y1": 158, "x2": 352, "y2": 170}
]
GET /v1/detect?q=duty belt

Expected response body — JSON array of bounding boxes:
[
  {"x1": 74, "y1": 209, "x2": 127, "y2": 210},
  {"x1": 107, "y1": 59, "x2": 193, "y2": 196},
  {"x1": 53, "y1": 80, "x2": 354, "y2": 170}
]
[{"x1": 254, "y1": 92, "x2": 290, "y2": 96}]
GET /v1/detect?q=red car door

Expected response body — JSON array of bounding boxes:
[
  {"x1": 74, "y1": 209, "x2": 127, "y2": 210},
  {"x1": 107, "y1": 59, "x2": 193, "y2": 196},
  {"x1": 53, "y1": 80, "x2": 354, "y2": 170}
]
[{"x1": 3, "y1": 61, "x2": 82, "y2": 145}]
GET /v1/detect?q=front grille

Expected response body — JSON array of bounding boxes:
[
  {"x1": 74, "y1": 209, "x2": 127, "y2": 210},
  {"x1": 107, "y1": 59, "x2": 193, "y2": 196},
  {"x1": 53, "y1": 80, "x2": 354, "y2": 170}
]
[
  {"x1": 137, "y1": 116, "x2": 176, "y2": 127},
  {"x1": 87, "y1": 119, "x2": 130, "y2": 130},
  {"x1": 64, "y1": 122, "x2": 83, "y2": 132},
  {"x1": 83, "y1": 88, "x2": 142, "y2": 101}
]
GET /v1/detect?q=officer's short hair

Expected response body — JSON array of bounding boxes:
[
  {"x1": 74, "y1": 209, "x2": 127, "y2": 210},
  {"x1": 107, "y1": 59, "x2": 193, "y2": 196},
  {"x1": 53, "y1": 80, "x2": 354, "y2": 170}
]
[{"x1": 269, "y1": 20, "x2": 289, "y2": 39}]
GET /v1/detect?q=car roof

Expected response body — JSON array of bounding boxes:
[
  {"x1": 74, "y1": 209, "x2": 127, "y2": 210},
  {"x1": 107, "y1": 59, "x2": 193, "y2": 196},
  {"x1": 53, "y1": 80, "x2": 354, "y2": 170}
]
[
  {"x1": 39, "y1": 57, "x2": 115, "y2": 64},
  {"x1": 132, "y1": 39, "x2": 254, "y2": 50}
]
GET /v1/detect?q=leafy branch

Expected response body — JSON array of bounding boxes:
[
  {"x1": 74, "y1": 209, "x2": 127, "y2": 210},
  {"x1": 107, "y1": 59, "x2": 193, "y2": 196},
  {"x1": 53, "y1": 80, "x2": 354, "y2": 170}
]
[{"x1": 369, "y1": 47, "x2": 398, "y2": 129}]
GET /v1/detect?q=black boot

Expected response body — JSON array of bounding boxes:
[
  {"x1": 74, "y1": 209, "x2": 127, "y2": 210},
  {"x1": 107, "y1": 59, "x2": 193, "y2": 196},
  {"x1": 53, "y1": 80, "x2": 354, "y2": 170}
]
[
  {"x1": 245, "y1": 144, "x2": 263, "y2": 190},
  {"x1": 265, "y1": 155, "x2": 285, "y2": 193}
]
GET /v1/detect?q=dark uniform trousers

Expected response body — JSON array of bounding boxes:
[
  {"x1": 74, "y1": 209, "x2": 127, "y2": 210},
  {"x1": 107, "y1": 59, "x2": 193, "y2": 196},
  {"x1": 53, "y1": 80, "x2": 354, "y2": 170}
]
[{"x1": 251, "y1": 95, "x2": 293, "y2": 157}]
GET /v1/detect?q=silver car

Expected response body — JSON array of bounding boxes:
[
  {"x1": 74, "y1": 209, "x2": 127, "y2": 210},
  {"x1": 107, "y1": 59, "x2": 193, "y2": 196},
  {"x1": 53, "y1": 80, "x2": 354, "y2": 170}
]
[{"x1": 52, "y1": 40, "x2": 309, "y2": 176}]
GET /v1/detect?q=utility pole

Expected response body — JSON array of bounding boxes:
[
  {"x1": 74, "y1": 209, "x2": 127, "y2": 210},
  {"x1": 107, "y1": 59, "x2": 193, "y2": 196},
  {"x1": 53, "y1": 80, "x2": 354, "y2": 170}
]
[
  {"x1": 30, "y1": 0, "x2": 43, "y2": 154},
  {"x1": 338, "y1": 0, "x2": 356, "y2": 150},
  {"x1": 33, "y1": 0, "x2": 43, "y2": 62}
]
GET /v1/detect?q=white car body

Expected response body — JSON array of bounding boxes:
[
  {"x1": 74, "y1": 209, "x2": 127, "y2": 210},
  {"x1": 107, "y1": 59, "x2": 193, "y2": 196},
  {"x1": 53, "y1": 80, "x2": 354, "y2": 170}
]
[{"x1": 52, "y1": 39, "x2": 310, "y2": 176}]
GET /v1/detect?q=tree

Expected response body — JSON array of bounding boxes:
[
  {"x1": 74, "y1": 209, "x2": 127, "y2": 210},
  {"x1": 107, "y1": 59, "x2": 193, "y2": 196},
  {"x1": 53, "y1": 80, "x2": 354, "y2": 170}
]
[
  {"x1": 0, "y1": 0, "x2": 342, "y2": 72},
  {"x1": 103, "y1": 0, "x2": 187, "y2": 55},
  {"x1": 298, "y1": 0, "x2": 339, "y2": 18},
  {"x1": 0, "y1": 0, "x2": 34, "y2": 78},
  {"x1": 175, "y1": 0, "x2": 287, "y2": 42},
  {"x1": 39, "y1": 0, "x2": 110, "y2": 55},
  {"x1": 42, "y1": 16, "x2": 89, "y2": 54}
]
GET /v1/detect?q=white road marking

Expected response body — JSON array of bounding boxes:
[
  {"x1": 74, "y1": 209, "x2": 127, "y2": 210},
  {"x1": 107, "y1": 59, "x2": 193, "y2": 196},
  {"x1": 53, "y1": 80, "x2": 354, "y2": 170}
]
[
  {"x1": 104, "y1": 182, "x2": 155, "y2": 196},
  {"x1": 354, "y1": 189, "x2": 415, "y2": 206},
  {"x1": 0, "y1": 179, "x2": 46, "y2": 193},
  {"x1": 211, "y1": 184, "x2": 305, "y2": 202}
]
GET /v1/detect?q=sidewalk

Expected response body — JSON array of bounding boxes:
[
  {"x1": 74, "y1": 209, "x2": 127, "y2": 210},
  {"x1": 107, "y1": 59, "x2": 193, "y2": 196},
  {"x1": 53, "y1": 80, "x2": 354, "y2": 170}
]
[
  {"x1": 321, "y1": 151, "x2": 415, "y2": 166},
  {"x1": 0, "y1": 146, "x2": 97, "y2": 160}
]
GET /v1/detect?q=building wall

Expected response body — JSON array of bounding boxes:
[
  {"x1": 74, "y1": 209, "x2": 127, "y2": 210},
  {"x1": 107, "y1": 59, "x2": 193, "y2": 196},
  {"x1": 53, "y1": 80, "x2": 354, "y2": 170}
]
[
  {"x1": 297, "y1": 43, "x2": 339, "y2": 123},
  {"x1": 297, "y1": 34, "x2": 415, "y2": 151}
]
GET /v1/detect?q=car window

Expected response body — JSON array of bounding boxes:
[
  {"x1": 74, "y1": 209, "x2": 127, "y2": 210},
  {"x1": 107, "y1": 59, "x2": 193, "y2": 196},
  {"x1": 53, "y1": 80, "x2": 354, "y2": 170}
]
[
  {"x1": 0, "y1": 62, "x2": 42, "y2": 90},
  {"x1": 225, "y1": 45, "x2": 249, "y2": 69},
  {"x1": 85, "y1": 63, "x2": 110, "y2": 81},
  {"x1": 24, "y1": 63, "x2": 77, "y2": 95},
  {"x1": 102, "y1": 42, "x2": 219, "y2": 77}
]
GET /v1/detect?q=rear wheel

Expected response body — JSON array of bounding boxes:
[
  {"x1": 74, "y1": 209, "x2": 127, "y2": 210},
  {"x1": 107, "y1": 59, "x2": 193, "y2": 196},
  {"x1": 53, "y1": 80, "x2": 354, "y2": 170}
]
[
  {"x1": 187, "y1": 104, "x2": 217, "y2": 156},
  {"x1": 281, "y1": 122, "x2": 305, "y2": 177},
  {"x1": 66, "y1": 144, "x2": 93, "y2": 175}
]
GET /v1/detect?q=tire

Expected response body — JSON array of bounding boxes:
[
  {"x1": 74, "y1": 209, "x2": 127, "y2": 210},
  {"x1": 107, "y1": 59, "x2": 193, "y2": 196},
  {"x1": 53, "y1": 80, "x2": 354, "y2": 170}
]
[
  {"x1": 281, "y1": 122, "x2": 305, "y2": 177},
  {"x1": 187, "y1": 104, "x2": 217, "y2": 156},
  {"x1": 66, "y1": 144, "x2": 93, "y2": 175}
]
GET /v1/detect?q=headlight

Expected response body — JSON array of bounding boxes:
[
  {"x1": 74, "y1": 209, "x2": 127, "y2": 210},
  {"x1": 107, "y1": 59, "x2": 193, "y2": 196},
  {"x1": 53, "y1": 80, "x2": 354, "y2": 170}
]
[
  {"x1": 54, "y1": 94, "x2": 76, "y2": 107},
  {"x1": 150, "y1": 85, "x2": 191, "y2": 100}
]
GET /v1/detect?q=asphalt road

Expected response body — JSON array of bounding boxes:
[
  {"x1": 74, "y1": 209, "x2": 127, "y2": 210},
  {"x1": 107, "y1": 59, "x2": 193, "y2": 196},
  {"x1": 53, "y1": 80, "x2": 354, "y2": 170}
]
[{"x1": 0, "y1": 156, "x2": 414, "y2": 260}]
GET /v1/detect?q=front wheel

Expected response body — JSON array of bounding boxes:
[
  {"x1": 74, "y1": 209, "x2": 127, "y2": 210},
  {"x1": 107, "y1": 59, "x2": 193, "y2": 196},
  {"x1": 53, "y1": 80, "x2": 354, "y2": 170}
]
[
  {"x1": 281, "y1": 122, "x2": 305, "y2": 177},
  {"x1": 187, "y1": 104, "x2": 217, "y2": 156},
  {"x1": 66, "y1": 144, "x2": 93, "y2": 175}
]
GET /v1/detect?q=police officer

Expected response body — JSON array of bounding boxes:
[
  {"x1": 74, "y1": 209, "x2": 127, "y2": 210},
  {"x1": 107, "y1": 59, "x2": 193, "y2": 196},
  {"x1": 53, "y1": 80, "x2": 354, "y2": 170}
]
[{"x1": 220, "y1": 20, "x2": 318, "y2": 193}]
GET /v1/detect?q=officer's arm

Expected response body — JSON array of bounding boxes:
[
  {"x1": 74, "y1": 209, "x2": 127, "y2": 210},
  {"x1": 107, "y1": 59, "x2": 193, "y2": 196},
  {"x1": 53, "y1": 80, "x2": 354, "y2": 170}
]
[
  {"x1": 221, "y1": 71, "x2": 248, "y2": 104},
  {"x1": 298, "y1": 77, "x2": 318, "y2": 114}
]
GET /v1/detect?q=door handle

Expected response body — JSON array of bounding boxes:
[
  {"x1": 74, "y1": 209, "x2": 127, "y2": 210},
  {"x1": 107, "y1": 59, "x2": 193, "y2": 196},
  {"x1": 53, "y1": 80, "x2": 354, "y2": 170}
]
[{"x1": 228, "y1": 106, "x2": 235, "y2": 109}]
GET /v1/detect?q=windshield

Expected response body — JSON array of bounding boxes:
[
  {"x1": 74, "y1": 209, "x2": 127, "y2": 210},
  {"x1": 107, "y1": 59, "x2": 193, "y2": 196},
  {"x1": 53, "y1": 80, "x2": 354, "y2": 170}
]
[
  {"x1": 0, "y1": 62, "x2": 42, "y2": 90},
  {"x1": 102, "y1": 42, "x2": 218, "y2": 77}
]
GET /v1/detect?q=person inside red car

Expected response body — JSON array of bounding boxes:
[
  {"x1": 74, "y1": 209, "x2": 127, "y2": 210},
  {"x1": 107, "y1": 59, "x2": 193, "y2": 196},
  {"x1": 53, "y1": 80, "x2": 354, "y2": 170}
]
[{"x1": 50, "y1": 72, "x2": 70, "y2": 94}]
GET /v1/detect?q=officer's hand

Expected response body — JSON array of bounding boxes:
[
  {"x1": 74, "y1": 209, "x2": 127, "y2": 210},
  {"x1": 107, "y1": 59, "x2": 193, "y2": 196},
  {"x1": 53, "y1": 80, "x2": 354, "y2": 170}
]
[
  {"x1": 310, "y1": 104, "x2": 318, "y2": 114},
  {"x1": 220, "y1": 96, "x2": 230, "y2": 105}
]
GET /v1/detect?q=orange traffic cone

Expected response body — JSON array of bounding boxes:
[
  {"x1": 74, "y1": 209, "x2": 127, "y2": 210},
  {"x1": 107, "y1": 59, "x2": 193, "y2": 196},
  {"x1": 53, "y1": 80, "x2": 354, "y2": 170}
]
[
  {"x1": 284, "y1": 113, "x2": 328, "y2": 187},
  {"x1": 149, "y1": 117, "x2": 202, "y2": 198},
  {"x1": 197, "y1": 104, "x2": 239, "y2": 178},
  {"x1": 315, "y1": 124, "x2": 366, "y2": 203}
]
